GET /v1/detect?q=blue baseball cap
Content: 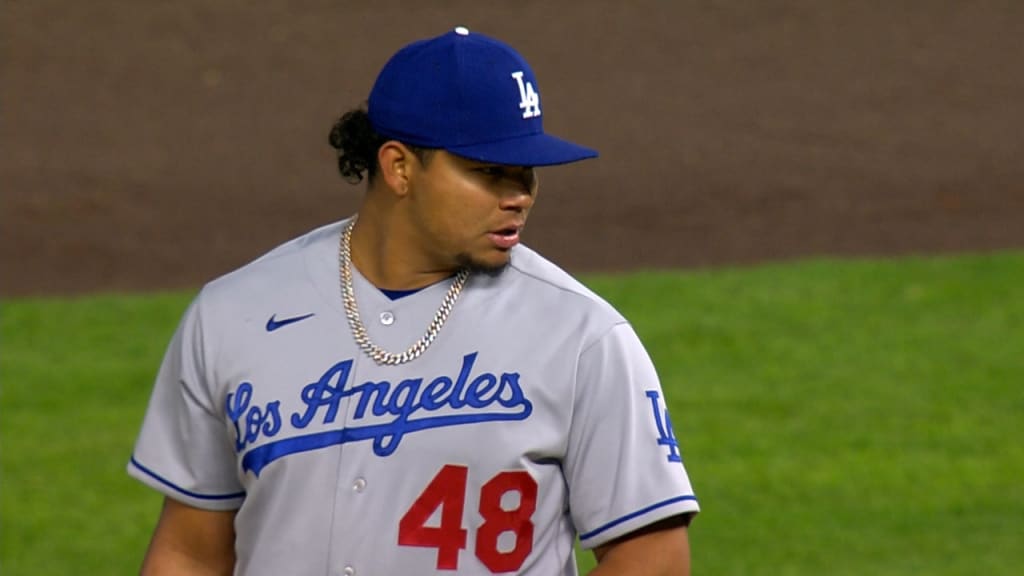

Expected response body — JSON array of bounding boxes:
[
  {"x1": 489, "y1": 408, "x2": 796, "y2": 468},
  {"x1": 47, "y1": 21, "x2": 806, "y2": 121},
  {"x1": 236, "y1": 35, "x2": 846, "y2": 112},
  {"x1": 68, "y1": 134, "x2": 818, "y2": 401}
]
[{"x1": 368, "y1": 27, "x2": 598, "y2": 167}]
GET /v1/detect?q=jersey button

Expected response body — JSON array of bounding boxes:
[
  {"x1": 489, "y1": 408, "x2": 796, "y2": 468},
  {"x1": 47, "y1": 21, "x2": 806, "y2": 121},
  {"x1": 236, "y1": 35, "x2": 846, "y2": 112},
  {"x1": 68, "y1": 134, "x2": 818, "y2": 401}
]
[
  {"x1": 352, "y1": 477, "x2": 366, "y2": 492},
  {"x1": 379, "y1": 311, "x2": 395, "y2": 326}
]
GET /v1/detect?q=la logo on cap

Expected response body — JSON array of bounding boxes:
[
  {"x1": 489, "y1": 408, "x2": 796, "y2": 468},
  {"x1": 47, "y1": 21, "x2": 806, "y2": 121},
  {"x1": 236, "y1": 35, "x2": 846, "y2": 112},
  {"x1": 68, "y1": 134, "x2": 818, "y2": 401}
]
[{"x1": 511, "y1": 71, "x2": 541, "y2": 119}]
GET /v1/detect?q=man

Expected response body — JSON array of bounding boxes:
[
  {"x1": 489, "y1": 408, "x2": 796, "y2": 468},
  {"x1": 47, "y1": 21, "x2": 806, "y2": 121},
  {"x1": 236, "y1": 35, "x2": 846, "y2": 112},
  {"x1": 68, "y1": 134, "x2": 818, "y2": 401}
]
[{"x1": 129, "y1": 27, "x2": 699, "y2": 575}]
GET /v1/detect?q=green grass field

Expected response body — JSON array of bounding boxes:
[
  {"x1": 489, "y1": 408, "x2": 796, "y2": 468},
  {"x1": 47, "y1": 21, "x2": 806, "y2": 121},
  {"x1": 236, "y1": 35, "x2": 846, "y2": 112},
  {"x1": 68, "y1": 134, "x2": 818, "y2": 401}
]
[{"x1": 2, "y1": 252, "x2": 1022, "y2": 574}]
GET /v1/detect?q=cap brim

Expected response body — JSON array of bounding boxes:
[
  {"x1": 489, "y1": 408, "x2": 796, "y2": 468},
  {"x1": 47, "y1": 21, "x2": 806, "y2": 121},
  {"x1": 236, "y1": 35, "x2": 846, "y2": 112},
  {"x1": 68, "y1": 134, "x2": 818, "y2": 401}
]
[{"x1": 445, "y1": 133, "x2": 598, "y2": 167}]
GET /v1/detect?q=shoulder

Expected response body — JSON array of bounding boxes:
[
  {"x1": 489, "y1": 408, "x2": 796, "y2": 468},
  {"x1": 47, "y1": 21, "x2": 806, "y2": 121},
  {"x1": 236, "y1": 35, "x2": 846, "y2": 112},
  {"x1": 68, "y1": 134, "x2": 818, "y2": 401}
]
[
  {"x1": 194, "y1": 219, "x2": 345, "y2": 315},
  {"x1": 510, "y1": 244, "x2": 621, "y2": 311},
  {"x1": 476, "y1": 244, "x2": 628, "y2": 343}
]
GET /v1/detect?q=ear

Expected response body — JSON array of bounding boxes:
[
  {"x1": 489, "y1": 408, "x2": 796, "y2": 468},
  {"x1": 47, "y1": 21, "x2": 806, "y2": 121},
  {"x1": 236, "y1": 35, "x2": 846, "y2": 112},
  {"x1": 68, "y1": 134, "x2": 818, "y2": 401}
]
[{"x1": 377, "y1": 141, "x2": 418, "y2": 197}]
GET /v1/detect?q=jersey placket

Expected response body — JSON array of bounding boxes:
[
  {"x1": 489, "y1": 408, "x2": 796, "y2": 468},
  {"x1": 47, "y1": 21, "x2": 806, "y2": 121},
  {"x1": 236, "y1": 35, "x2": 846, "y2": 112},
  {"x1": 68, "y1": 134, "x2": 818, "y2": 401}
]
[{"x1": 325, "y1": 271, "x2": 451, "y2": 575}]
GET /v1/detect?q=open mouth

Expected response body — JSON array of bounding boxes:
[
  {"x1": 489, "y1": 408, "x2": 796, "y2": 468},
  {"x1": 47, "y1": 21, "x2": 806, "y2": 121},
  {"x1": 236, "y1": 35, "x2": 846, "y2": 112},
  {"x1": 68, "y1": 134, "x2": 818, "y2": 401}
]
[{"x1": 488, "y1": 227, "x2": 521, "y2": 249}]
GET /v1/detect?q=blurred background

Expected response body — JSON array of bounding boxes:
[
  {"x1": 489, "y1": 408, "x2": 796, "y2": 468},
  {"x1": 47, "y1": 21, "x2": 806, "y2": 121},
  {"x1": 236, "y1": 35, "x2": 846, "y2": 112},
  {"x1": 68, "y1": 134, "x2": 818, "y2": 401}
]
[
  {"x1": 3, "y1": 3, "x2": 1023, "y2": 575},
  {"x1": 3, "y1": 0, "x2": 1022, "y2": 296}
]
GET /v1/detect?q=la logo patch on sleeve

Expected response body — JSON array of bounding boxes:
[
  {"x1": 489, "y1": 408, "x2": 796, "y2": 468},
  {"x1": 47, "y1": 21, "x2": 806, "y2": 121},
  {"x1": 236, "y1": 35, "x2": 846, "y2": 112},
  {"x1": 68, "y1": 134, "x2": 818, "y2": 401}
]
[{"x1": 645, "y1": 390, "x2": 682, "y2": 463}]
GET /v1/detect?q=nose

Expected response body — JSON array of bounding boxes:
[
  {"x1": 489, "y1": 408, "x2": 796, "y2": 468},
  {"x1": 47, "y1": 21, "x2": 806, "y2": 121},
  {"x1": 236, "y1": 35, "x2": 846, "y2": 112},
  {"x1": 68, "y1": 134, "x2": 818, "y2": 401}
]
[
  {"x1": 498, "y1": 169, "x2": 536, "y2": 211},
  {"x1": 499, "y1": 187, "x2": 534, "y2": 211}
]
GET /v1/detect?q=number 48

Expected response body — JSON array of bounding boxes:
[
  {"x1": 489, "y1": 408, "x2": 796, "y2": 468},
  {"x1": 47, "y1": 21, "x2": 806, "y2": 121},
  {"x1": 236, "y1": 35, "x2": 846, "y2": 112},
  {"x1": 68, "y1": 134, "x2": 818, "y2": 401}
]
[{"x1": 398, "y1": 464, "x2": 538, "y2": 572}]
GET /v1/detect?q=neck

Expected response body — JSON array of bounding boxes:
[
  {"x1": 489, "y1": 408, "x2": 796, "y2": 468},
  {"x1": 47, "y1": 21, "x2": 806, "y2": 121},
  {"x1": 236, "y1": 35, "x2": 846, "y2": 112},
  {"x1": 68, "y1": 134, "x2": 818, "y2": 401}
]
[{"x1": 347, "y1": 202, "x2": 455, "y2": 290}]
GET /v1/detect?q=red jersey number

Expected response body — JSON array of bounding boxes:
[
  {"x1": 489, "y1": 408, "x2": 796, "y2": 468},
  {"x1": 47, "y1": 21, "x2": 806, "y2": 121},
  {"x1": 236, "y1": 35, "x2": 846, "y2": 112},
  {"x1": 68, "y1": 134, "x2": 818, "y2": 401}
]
[{"x1": 398, "y1": 465, "x2": 538, "y2": 572}]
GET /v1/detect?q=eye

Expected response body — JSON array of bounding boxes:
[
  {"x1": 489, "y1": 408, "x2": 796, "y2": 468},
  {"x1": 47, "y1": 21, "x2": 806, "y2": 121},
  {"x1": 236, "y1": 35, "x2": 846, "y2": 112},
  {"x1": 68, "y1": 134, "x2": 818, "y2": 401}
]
[{"x1": 475, "y1": 166, "x2": 505, "y2": 177}]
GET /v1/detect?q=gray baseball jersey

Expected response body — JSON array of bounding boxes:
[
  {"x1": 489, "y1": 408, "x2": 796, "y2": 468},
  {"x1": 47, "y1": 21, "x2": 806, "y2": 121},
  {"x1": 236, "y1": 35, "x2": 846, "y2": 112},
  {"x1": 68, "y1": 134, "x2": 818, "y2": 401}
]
[{"x1": 129, "y1": 217, "x2": 699, "y2": 575}]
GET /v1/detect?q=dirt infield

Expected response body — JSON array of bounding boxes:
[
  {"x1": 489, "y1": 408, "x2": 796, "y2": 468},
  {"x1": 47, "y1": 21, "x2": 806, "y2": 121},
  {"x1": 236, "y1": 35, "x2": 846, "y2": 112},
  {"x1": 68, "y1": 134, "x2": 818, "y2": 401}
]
[{"x1": 3, "y1": 1, "x2": 1022, "y2": 296}]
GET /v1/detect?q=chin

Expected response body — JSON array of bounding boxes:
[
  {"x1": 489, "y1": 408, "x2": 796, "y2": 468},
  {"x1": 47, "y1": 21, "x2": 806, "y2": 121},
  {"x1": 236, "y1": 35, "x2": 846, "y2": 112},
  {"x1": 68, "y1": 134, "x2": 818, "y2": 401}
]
[{"x1": 456, "y1": 251, "x2": 511, "y2": 277}]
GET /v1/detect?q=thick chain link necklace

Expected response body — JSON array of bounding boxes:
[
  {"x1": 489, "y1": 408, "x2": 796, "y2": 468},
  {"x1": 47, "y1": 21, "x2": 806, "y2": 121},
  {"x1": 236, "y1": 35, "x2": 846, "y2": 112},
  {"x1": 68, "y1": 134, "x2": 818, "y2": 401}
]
[{"x1": 339, "y1": 216, "x2": 470, "y2": 365}]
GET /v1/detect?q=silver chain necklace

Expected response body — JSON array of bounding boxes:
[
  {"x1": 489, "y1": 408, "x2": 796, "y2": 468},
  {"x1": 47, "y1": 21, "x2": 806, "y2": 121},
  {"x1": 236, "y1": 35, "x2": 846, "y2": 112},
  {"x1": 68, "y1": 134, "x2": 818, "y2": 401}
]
[{"x1": 339, "y1": 216, "x2": 470, "y2": 365}]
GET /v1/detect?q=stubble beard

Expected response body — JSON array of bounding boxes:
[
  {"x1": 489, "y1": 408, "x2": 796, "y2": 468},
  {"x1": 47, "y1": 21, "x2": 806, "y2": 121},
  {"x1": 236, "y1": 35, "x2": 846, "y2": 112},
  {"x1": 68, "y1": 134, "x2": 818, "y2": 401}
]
[{"x1": 455, "y1": 252, "x2": 510, "y2": 278}]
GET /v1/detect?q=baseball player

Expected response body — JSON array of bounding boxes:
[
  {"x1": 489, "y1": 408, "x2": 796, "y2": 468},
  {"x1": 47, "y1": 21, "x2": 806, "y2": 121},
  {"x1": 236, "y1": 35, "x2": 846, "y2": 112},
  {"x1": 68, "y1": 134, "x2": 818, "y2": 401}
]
[{"x1": 129, "y1": 27, "x2": 699, "y2": 575}]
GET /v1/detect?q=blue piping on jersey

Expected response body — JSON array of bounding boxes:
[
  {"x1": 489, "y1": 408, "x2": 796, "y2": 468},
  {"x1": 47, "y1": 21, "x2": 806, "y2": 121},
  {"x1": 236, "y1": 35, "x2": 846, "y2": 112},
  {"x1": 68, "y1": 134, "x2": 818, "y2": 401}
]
[
  {"x1": 579, "y1": 494, "x2": 698, "y2": 541},
  {"x1": 129, "y1": 456, "x2": 246, "y2": 501}
]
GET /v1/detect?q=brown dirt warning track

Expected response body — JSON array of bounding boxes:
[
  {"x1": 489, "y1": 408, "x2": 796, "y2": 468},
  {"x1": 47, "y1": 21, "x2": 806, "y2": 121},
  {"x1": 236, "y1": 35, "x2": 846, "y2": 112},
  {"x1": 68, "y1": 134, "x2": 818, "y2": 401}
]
[{"x1": 2, "y1": 1, "x2": 1022, "y2": 296}]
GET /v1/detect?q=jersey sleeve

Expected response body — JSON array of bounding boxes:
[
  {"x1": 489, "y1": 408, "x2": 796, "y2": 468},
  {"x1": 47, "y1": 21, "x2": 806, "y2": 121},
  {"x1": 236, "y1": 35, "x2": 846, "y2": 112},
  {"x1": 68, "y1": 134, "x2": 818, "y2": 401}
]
[
  {"x1": 127, "y1": 294, "x2": 245, "y2": 510},
  {"x1": 565, "y1": 322, "x2": 699, "y2": 549}
]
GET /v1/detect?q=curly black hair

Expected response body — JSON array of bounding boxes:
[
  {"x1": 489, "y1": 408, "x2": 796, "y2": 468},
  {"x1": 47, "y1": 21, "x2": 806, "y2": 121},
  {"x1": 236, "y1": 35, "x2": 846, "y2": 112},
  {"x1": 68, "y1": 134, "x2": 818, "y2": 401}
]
[{"x1": 328, "y1": 107, "x2": 432, "y2": 185}]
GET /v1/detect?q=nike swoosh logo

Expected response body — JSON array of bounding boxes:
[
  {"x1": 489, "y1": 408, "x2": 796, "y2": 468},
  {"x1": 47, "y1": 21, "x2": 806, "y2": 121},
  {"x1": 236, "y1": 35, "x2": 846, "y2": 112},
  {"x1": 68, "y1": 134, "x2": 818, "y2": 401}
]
[{"x1": 265, "y1": 313, "x2": 316, "y2": 332}]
